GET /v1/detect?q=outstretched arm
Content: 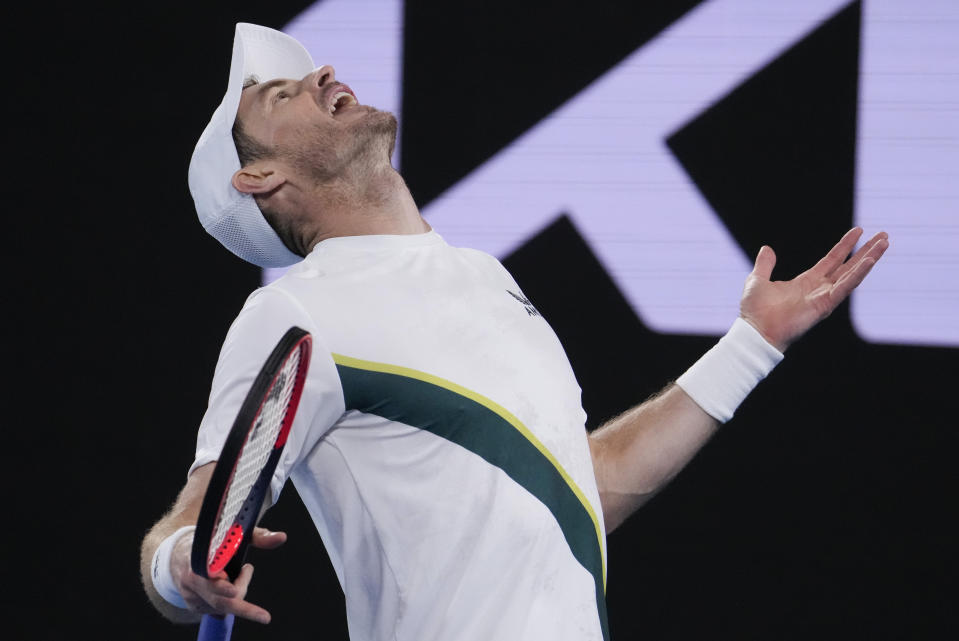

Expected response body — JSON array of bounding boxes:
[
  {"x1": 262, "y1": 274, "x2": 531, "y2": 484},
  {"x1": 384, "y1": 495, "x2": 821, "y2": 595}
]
[
  {"x1": 590, "y1": 228, "x2": 889, "y2": 533},
  {"x1": 139, "y1": 463, "x2": 287, "y2": 624}
]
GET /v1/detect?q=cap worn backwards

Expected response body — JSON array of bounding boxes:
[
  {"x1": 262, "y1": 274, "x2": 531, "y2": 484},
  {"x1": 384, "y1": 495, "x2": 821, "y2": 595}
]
[{"x1": 188, "y1": 23, "x2": 317, "y2": 268}]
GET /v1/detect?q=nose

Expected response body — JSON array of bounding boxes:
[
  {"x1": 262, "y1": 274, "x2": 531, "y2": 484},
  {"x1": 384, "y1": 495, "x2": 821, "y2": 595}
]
[{"x1": 311, "y1": 65, "x2": 336, "y2": 88}]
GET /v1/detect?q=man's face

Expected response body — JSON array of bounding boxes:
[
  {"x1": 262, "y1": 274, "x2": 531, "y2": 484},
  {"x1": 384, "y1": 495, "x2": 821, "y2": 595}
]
[{"x1": 236, "y1": 66, "x2": 396, "y2": 180}]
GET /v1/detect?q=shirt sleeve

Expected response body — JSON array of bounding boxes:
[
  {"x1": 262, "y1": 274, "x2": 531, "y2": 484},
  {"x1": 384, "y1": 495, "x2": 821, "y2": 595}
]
[{"x1": 189, "y1": 286, "x2": 345, "y2": 503}]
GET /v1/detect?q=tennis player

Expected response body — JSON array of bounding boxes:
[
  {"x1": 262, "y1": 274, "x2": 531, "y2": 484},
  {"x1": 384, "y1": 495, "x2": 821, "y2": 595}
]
[{"x1": 140, "y1": 23, "x2": 888, "y2": 640}]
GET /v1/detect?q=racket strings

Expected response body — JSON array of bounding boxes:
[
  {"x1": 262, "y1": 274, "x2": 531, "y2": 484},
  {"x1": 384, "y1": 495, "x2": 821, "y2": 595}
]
[{"x1": 209, "y1": 350, "x2": 302, "y2": 566}]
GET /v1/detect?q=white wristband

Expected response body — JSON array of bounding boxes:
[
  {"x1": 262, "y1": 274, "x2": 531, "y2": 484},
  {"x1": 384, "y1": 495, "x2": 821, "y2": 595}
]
[
  {"x1": 676, "y1": 317, "x2": 784, "y2": 423},
  {"x1": 151, "y1": 525, "x2": 196, "y2": 609}
]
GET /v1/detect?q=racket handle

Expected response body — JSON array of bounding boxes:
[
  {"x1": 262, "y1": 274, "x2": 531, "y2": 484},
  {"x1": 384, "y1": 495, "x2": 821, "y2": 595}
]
[{"x1": 198, "y1": 614, "x2": 235, "y2": 641}]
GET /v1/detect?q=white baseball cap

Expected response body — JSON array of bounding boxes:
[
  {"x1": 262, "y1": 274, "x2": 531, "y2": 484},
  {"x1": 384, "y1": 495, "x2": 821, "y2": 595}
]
[{"x1": 188, "y1": 23, "x2": 316, "y2": 267}]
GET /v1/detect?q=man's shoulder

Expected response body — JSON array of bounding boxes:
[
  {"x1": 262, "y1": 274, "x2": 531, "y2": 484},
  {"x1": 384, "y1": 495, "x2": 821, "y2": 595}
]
[
  {"x1": 450, "y1": 245, "x2": 513, "y2": 276},
  {"x1": 232, "y1": 279, "x2": 313, "y2": 327}
]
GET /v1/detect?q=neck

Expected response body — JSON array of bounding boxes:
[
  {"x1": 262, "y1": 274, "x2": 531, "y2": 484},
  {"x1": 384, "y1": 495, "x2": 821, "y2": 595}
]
[{"x1": 296, "y1": 162, "x2": 428, "y2": 252}]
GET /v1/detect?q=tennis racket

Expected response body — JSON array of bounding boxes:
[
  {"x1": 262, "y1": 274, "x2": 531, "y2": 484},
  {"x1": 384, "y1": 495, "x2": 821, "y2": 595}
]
[{"x1": 191, "y1": 326, "x2": 312, "y2": 641}]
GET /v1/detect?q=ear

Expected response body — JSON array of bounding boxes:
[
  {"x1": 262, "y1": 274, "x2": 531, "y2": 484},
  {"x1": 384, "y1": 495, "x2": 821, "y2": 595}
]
[{"x1": 231, "y1": 162, "x2": 287, "y2": 195}]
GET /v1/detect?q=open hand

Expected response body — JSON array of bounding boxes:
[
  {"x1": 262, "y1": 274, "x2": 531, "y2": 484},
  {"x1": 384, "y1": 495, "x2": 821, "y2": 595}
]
[
  {"x1": 740, "y1": 227, "x2": 889, "y2": 351},
  {"x1": 172, "y1": 527, "x2": 288, "y2": 624}
]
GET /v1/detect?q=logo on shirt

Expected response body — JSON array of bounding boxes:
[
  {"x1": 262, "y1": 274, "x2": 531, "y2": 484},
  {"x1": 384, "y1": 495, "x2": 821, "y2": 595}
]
[{"x1": 507, "y1": 290, "x2": 541, "y2": 317}]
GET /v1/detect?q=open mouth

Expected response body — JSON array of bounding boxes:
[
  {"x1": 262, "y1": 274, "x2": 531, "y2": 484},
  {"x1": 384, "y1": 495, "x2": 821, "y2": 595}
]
[{"x1": 329, "y1": 86, "x2": 358, "y2": 116}]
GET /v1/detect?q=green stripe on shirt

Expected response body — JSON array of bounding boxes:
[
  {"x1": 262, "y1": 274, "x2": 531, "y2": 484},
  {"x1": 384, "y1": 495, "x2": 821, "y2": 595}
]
[{"x1": 332, "y1": 353, "x2": 609, "y2": 641}]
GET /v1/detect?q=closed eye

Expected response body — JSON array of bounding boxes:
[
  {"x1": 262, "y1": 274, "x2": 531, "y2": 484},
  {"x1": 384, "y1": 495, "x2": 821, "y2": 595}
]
[{"x1": 273, "y1": 90, "x2": 290, "y2": 104}]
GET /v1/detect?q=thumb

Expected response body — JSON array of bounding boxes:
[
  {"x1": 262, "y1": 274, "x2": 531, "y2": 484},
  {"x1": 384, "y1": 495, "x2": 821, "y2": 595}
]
[
  {"x1": 751, "y1": 245, "x2": 776, "y2": 281},
  {"x1": 251, "y1": 527, "x2": 288, "y2": 549}
]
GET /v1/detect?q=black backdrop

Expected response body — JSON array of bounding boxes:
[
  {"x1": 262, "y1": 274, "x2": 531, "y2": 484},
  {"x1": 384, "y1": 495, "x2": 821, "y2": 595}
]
[{"x1": 8, "y1": 1, "x2": 956, "y2": 639}]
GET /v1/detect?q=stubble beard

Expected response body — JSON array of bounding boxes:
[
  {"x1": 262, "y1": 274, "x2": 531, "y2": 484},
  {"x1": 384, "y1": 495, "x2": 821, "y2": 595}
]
[{"x1": 286, "y1": 107, "x2": 398, "y2": 185}]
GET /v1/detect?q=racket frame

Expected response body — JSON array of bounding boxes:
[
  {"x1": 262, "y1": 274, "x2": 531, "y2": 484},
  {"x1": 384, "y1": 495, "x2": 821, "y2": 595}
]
[{"x1": 191, "y1": 326, "x2": 312, "y2": 580}]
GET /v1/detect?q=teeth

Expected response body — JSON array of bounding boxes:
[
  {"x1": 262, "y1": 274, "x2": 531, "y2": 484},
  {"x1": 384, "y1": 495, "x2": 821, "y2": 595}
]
[{"x1": 330, "y1": 91, "x2": 357, "y2": 114}]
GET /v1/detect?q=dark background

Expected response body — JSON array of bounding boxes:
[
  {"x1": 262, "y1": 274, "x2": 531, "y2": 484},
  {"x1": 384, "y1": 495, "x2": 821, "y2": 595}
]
[{"x1": 8, "y1": 1, "x2": 956, "y2": 639}]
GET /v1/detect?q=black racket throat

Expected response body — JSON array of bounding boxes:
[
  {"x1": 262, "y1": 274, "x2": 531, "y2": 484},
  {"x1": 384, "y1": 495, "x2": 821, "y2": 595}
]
[
  {"x1": 209, "y1": 451, "x2": 280, "y2": 580},
  {"x1": 191, "y1": 326, "x2": 312, "y2": 580}
]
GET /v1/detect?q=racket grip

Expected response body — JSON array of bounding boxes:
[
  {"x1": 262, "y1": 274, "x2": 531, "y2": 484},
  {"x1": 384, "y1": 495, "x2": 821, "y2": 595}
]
[{"x1": 198, "y1": 614, "x2": 235, "y2": 641}]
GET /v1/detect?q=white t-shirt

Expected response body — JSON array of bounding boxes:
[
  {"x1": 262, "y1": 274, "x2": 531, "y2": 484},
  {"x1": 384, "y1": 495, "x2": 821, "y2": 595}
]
[{"x1": 191, "y1": 231, "x2": 609, "y2": 641}]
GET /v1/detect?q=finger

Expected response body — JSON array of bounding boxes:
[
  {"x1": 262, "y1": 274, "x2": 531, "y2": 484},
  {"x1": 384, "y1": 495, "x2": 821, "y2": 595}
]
[
  {"x1": 179, "y1": 584, "x2": 214, "y2": 614},
  {"x1": 221, "y1": 564, "x2": 273, "y2": 624},
  {"x1": 222, "y1": 598, "x2": 272, "y2": 624},
  {"x1": 208, "y1": 578, "x2": 239, "y2": 598},
  {"x1": 179, "y1": 571, "x2": 228, "y2": 605},
  {"x1": 203, "y1": 591, "x2": 272, "y2": 624},
  {"x1": 829, "y1": 238, "x2": 887, "y2": 302},
  {"x1": 196, "y1": 565, "x2": 272, "y2": 624},
  {"x1": 233, "y1": 563, "x2": 256, "y2": 596},
  {"x1": 830, "y1": 258, "x2": 875, "y2": 305},
  {"x1": 181, "y1": 568, "x2": 238, "y2": 603},
  {"x1": 226, "y1": 600, "x2": 272, "y2": 624},
  {"x1": 810, "y1": 227, "x2": 864, "y2": 278},
  {"x1": 180, "y1": 581, "x2": 235, "y2": 617},
  {"x1": 251, "y1": 528, "x2": 288, "y2": 550},
  {"x1": 831, "y1": 231, "x2": 888, "y2": 282},
  {"x1": 189, "y1": 568, "x2": 235, "y2": 594},
  {"x1": 208, "y1": 592, "x2": 272, "y2": 624},
  {"x1": 750, "y1": 245, "x2": 777, "y2": 281}
]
